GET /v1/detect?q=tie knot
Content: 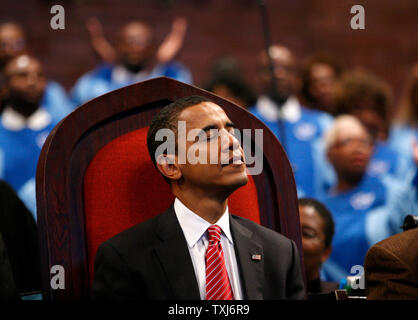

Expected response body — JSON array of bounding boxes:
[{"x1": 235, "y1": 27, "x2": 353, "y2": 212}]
[{"x1": 207, "y1": 225, "x2": 222, "y2": 243}]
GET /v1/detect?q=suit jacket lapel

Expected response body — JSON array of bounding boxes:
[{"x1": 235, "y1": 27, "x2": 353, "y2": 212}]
[
  {"x1": 154, "y1": 206, "x2": 201, "y2": 300},
  {"x1": 230, "y1": 216, "x2": 264, "y2": 300}
]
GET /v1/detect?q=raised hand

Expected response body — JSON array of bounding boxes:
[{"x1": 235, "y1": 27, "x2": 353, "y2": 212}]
[
  {"x1": 85, "y1": 17, "x2": 116, "y2": 64},
  {"x1": 156, "y1": 16, "x2": 188, "y2": 64}
]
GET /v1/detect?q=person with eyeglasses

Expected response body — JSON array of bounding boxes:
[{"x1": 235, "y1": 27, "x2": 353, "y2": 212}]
[{"x1": 317, "y1": 115, "x2": 418, "y2": 284}]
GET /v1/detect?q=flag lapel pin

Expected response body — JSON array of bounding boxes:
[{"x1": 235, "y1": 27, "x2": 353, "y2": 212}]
[{"x1": 251, "y1": 254, "x2": 262, "y2": 261}]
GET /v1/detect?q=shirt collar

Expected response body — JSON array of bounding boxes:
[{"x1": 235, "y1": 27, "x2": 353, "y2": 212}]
[
  {"x1": 1, "y1": 106, "x2": 51, "y2": 131},
  {"x1": 256, "y1": 95, "x2": 301, "y2": 123},
  {"x1": 174, "y1": 197, "x2": 234, "y2": 248},
  {"x1": 111, "y1": 64, "x2": 155, "y2": 85}
]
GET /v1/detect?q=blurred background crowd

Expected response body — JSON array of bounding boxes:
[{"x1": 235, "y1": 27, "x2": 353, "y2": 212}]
[{"x1": 0, "y1": 0, "x2": 417, "y2": 299}]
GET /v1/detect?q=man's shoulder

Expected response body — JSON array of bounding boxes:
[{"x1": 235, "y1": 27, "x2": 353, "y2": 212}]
[
  {"x1": 371, "y1": 228, "x2": 418, "y2": 256},
  {"x1": 71, "y1": 64, "x2": 113, "y2": 99},
  {"x1": 82, "y1": 63, "x2": 114, "y2": 81},
  {"x1": 98, "y1": 209, "x2": 168, "y2": 256},
  {"x1": 299, "y1": 106, "x2": 334, "y2": 131},
  {"x1": 365, "y1": 229, "x2": 418, "y2": 286},
  {"x1": 230, "y1": 214, "x2": 294, "y2": 247}
]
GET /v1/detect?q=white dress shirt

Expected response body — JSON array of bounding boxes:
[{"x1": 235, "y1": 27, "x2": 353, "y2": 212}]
[
  {"x1": 174, "y1": 198, "x2": 243, "y2": 300},
  {"x1": 1, "y1": 106, "x2": 51, "y2": 131},
  {"x1": 256, "y1": 95, "x2": 302, "y2": 123}
]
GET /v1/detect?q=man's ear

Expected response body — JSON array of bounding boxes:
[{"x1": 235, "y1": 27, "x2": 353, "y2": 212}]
[{"x1": 156, "y1": 154, "x2": 182, "y2": 182}]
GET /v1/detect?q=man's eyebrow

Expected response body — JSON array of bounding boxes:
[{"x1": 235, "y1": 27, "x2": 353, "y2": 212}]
[
  {"x1": 201, "y1": 121, "x2": 236, "y2": 133},
  {"x1": 201, "y1": 124, "x2": 218, "y2": 133},
  {"x1": 225, "y1": 121, "x2": 236, "y2": 128}
]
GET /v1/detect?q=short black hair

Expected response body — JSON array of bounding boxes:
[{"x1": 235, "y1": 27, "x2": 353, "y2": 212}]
[
  {"x1": 298, "y1": 197, "x2": 335, "y2": 248},
  {"x1": 146, "y1": 95, "x2": 213, "y2": 169},
  {"x1": 205, "y1": 75, "x2": 256, "y2": 108}
]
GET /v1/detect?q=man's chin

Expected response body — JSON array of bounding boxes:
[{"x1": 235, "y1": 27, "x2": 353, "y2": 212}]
[
  {"x1": 124, "y1": 61, "x2": 146, "y2": 73},
  {"x1": 345, "y1": 170, "x2": 365, "y2": 184},
  {"x1": 224, "y1": 173, "x2": 249, "y2": 193},
  {"x1": 238, "y1": 174, "x2": 249, "y2": 187}
]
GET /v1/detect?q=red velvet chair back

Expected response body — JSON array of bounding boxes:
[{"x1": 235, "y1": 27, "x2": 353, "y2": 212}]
[
  {"x1": 83, "y1": 126, "x2": 261, "y2": 280},
  {"x1": 36, "y1": 77, "x2": 302, "y2": 300}
]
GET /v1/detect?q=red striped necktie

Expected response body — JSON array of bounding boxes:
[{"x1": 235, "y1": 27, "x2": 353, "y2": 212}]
[{"x1": 205, "y1": 225, "x2": 234, "y2": 300}]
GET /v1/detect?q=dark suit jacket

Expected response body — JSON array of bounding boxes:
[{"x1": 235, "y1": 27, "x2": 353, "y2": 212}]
[
  {"x1": 365, "y1": 228, "x2": 418, "y2": 300},
  {"x1": 0, "y1": 180, "x2": 41, "y2": 295},
  {"x1": 0, "y1": 233, "x2": 19, "y2": 300},
  {"x1": 92, "y1": 206, "x2": 305, "y2": 300}
]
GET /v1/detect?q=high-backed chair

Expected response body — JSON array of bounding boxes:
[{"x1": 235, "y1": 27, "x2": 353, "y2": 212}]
[{"x1": 36, "y1": 77, "x2": 303, "y2": 300}]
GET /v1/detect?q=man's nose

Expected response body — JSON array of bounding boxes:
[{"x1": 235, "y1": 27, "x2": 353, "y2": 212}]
[
  {"x1": 26, "y1": 72, "x2": 40, "y2": 85},
  {"x1": 220, "y1": 129, "x2": 240, "y2": 151}
]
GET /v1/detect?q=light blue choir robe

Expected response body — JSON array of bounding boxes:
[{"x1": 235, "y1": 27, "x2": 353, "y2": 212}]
[
  {"x1": 319, "y1": 170, "x2": 418, "y2": 283},
  {"x1": 0, "y1": 106, "x2": 59, "y2": 220},
  {"x1": 71, "y1": 62, "x2": 193, "y2": 108},
  {"x1": 249, "y1": 95, "x2": 333, "y2": 198}
]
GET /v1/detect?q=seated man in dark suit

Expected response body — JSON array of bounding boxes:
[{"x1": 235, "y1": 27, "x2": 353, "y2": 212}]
[{"x1": 93, "y1": 95, "x2": 305, "y2": 300}]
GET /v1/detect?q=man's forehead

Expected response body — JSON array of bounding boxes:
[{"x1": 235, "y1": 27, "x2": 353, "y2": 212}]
[
  {"x1": 0, "y1": 24, "x2": 24, "y2": 39},
  {"x1": 311, "y1": 63, "x2": 334, "y2": 77},
  {"x1": 335, "y1": 123, "x2": 367, "y2": 140},
  {"x1": 6, "y1": 56, "x2": 40, "y2": 75},
  {"x1": 270, "y1": 46, "x2": 294, "y2": 65},
  {"x1": 120, "y1": 23, "x2": 152, "y2": 40},
  {"x1": 178, "y1": 102, "x2": 229, "y2": 125}
]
